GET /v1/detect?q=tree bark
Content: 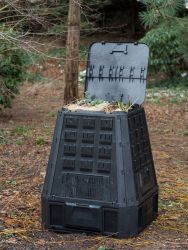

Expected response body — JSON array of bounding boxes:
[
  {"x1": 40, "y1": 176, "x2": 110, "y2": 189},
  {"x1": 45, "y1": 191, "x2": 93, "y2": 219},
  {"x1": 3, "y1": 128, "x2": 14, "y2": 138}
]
[{"x1": 63, "y1": 0, "x2": 80, "y2": 103}]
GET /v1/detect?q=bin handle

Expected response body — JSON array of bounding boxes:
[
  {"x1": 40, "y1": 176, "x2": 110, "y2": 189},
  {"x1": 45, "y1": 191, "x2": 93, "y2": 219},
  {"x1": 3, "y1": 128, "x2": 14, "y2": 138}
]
[{"x1": 110, "y1": 45, "x2": 128, "y2": 55}]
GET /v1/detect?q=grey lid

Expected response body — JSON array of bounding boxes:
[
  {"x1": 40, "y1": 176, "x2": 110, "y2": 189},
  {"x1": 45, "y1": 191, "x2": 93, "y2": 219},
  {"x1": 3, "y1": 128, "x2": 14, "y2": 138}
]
[{"x1": 85, "y1": 42, "x2": 149, "y2": 105}]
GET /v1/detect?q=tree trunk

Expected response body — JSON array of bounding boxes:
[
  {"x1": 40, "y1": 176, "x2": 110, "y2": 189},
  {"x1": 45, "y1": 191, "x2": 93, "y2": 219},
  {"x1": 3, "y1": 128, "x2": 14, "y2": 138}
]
[{"x1": 63, "y1": 0, "x2": 80, "y2": 103}]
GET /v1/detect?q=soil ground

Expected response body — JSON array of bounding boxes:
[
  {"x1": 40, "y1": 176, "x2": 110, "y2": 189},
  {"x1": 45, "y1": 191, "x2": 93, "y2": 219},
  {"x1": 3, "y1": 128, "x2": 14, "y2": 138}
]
[{"x1": 0, "y1": 49, "x2": 188, "y2": 249}]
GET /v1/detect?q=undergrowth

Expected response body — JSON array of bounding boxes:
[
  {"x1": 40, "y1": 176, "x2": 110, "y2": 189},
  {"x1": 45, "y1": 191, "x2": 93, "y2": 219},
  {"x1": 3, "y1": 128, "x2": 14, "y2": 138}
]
[
  {"x1": 147, "y1": 75, "x2": 188, "y2": 104},
  {"x1": 47, "y1": 45, "x2": 88, "y2": 59}
]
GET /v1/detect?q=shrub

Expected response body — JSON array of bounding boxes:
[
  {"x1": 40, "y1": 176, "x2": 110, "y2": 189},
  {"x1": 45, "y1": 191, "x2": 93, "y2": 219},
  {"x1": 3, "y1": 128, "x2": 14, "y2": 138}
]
[
  {"x1": 140, "y1": 0, "x2": 188, "y2": 76},
  {"x1": 0, "y1": 26, "x2": 27, "y2": 109},
  {"x1": 140, "y1": 24, "x2": 184, "y2": 75}
]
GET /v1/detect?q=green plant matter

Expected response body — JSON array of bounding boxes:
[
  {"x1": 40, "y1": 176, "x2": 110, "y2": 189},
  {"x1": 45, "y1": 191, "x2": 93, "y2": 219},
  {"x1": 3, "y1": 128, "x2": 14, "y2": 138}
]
[
  {"x1": 83, "y1": 91, "x2": 105, "y2": 106},
  {"x1": 47, "y1": 111, "x2": 56, "y2": 118},
  {"x1": 47, "y1": 47, "x2": 66, "y2": 58},
  {"x1": 78, "y1": 70, "x2": 86, "y2": 84},
  {"x1": 0, "y1": 129, "x2": 10, "y2": 145},
  {"x1": 79, "y1": 45, "x2": 88, "y2": 60},
  {"x1": 182, "y1": 127, "x2": 188, "y2": 136},
  {"x1": 0, "y1": 26, "x2": 27, "y2": 109},
  {"x1": 98, "y1": 246, "x2": 114, "y2": 250},
  {"x1": 47, "y1": 45, "x2": 87, "y2": 60},
  {"x1": 90, "y1": 99, "x2": 104, "y2": 106},
  {"x1": 36, "y1": 138, "x2": 47, "y2": 146},
  {"x1": 147, "y1": 75, "x2": 188, "y2": 104},
  {"x1": 147, "y1": 75, "x2": 188, "y2": 89},
  {"x1": 140, "y1": 0, "x2": 188, "y2": 76},
  {"x1": 140, "y1": 0, "x2": 185, "y2": 28},
  {"x1": 26, "y1": 72, "x2": 45, "y2": 83},
  {"x1": 7, "y1": 179, "x2": 17, "y2": 186},
  {"x1": 141, "y1": 24, "x2": 184, "y2": 74},
  {"x1": 117, "y1": 100, "x2": 134, "y2": 112},
  {"x1": 10, "y1": 126, "x2": 32, "y2": 137}
]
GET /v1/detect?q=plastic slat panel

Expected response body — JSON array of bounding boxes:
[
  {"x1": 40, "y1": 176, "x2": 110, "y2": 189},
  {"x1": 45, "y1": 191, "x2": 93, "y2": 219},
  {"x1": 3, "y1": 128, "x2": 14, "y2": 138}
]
[{"x1": 85, "y1": 42, "x2": 149, "y2": 104}]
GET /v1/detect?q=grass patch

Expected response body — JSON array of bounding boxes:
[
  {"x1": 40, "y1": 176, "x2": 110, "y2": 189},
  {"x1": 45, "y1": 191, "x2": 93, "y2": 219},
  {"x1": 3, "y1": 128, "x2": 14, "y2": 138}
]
[
  {"x1": 36, "y1": 138, "x2": 47, "y2": 146},
  {"x1": 0, "y1": 130, "x2": 10, "y2": 145},
  {"x1": 182, "y1": 127, "x2": 188, "y2": 136},
  {"x1": 0, "y1": 127, "x2": 32, "y2": 145},
  {"x1": 47, "y1": 45, "x2": 88, "y2": 60},
  {"x1": 47, "y1": 111, "x2": 56, "y2": 118},
  {"x1": 148, "y1": 75, "x2": 188, "y2": 89},
  {"x1": 10, "y1": 126, "x2": 32, "y2": 137},
  {"x1": 147, "y1": 75, "x2": 188, "y2": 104},
  {"x1": 6, "y1": 179, "x2": 17, "y2": 186}
]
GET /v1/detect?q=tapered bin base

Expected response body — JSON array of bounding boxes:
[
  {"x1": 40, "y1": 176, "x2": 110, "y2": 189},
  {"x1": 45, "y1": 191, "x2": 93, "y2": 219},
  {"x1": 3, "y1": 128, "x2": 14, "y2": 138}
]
[{"x1": 41, "y1": 107, "x2": 158, "y2": 238}]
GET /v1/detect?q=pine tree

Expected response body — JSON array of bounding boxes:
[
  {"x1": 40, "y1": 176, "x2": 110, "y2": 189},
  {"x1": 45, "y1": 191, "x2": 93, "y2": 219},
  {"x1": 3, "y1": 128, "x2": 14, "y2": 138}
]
[{"x1": 140, "y1": 0, "x2": 188, "y2": 75}]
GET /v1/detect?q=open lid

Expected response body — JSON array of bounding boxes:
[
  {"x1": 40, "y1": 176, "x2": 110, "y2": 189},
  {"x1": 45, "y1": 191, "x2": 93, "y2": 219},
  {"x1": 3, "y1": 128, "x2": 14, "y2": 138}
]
[{"x1": 85, "y1": 42, "x2": 149, "y2": 105}]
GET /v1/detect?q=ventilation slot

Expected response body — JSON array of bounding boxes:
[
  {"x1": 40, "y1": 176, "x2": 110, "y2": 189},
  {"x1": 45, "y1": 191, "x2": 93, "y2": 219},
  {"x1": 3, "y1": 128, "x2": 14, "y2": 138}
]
[
  {"x1": 80, "y1": 160, "x2": 93, "y2": 172},
  {"x1": 50, "y1": 204, "x2": 64, "y2": 226},
  {"x1": 65, "y1": 205, "x2": 101, "y2": 231},
  {"x1": 99, "y1": 134, "x2": 112, "y2": 145},
  {"x1": 64, "y1": 131, "x2": 77, "y2": 142},
  {"x1": 83, "y1": 118, "x2": 95, "y2": 129},
  {"x1": 63, "y1": 159, "x2": 75, "y2": 170},
  {"x1": 82, "y1": 133, "x2": 95, "y2": 144},
  {"x1": 103, "y1": 209, "x2": 118, "y2": 234},
  {"x1": 65, "y1": 117, "x2": 78, "y2": 128},
  {"x1": 101, "y1": 119, "x2": 113, "y2": 131},
  {"x1": 98, "y1": 147, "x2": 112, "y2": 159}
]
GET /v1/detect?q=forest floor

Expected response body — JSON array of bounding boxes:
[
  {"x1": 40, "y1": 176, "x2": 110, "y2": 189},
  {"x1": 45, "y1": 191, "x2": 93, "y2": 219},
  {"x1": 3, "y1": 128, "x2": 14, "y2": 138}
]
[{"x1": 0, "y1": 42, "x2": 188, "y2": 249}]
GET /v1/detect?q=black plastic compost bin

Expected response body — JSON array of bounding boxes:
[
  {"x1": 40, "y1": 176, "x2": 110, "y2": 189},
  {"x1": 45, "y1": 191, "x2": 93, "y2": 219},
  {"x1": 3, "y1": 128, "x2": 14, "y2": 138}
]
[{"x1": 41, "y1": 42, "x2": 158, "y2": 238}]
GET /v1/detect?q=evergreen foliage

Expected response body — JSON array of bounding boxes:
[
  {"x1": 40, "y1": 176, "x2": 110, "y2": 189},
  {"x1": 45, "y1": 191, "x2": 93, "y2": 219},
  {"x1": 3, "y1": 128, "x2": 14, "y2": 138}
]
[
  {"x1": 0, "y1": 26, "x2": 27, "y2": 109},
  {"x1": 140, "y1": 0, "x2": 185, "y2": 28},
  {"x1": 140, "y1": 0, "x2": 188, "y2": 75}
]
